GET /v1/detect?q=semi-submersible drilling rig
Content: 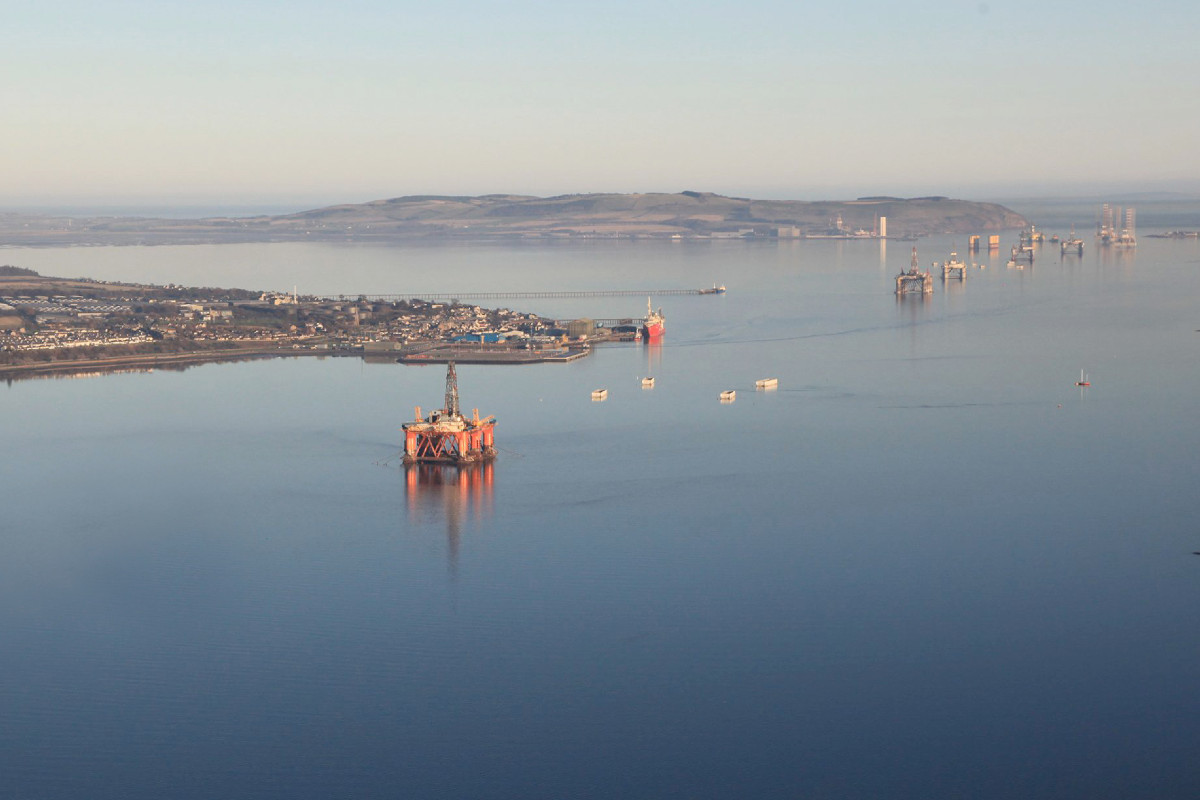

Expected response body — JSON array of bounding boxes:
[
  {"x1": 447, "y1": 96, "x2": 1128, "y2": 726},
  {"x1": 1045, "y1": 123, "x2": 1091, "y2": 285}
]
[{"x1": 402, "y1": 361, "x2": 496, "y2": 464}]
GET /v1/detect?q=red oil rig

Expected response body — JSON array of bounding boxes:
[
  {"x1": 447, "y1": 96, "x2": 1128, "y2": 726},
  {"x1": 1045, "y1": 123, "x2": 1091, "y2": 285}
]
[{"x1": 402, "y1": 361, "x2": 496, "y2": 464}]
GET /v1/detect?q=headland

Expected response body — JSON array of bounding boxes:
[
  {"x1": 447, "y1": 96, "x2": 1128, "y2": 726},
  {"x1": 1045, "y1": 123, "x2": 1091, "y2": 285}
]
[
  {"x1": 0, "y1": 268, "x2": 578, "y2": 380},
  {"x1": 0, "y1": 192, "x2": 1026, "y2": 246}
]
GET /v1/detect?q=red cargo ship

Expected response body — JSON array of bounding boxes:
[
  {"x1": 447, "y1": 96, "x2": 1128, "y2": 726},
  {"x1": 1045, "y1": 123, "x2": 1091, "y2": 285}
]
[{"x1": 642, "y1": 297, "x2": 665, "y2": 340}]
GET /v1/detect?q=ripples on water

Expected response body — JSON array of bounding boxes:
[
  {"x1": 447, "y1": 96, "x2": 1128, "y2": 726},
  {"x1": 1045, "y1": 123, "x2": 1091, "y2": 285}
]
[{"x1": 3, "y1": 225, "x2": 1200, "y2": 799}]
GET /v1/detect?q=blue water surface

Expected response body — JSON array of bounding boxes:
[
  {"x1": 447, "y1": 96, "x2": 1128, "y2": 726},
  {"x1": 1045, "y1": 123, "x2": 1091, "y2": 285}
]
[{"x1": 2, "y1": 228, "x2": 1200, "y2": 799}]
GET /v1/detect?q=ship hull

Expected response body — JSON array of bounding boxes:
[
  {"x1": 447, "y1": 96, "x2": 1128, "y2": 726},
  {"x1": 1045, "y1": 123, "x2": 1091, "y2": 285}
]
[{"x1": 642, "y1": 321, "x2": 664, "y2": 340}]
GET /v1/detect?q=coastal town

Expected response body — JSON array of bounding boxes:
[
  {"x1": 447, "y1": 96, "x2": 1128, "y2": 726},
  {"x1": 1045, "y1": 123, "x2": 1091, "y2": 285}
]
[{"x1": 0, "y1": 266, "x2": 570, "y2": 377}]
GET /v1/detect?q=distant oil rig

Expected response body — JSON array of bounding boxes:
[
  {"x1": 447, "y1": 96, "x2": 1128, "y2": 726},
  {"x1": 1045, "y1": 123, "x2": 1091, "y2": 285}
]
[
  {"x1": 1098, "y1": 203, "x2": 1137, "y2": 247},
  {"x1": 896, "y1": 246, "x2": 933, "y2": 295},
  {"x1": 402, "y1": 361, "x2": 496, "y2": 464},
  {"x1": 938, "y1": 247, "x2": 966, "y2": 280},
  {"x1": 1061, "y1": 228, "x2": 1085, "y2": 255}
]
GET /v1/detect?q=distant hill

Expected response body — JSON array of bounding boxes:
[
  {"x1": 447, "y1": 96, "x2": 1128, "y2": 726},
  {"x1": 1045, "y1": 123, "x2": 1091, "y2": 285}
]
[
  {"x1": 269, "y1": 192, "x2": 1025, "y2": 238},
  {"x1": 0, "y1": 192, "x2": 1027, "y2": 245},
  {"x1": 0, "y1": 265, "x2": 40, "y2": 276}
]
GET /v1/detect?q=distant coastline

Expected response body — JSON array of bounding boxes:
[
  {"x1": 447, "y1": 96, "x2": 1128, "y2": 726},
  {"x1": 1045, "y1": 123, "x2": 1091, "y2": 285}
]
[
  {"x1": 0, "y1": 191, "x2": 1027, "y2": 247},
  {"x1": 0, "y1": 346, "x2": 320, "y2": 382}
]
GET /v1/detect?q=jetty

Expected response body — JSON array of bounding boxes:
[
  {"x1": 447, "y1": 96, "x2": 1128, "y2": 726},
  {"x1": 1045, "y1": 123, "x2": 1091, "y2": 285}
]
[
  {"x1": 331, "y1": 287, "x2": 724, "y2": 303},
  {"x1": 395, "y1": 342, "x2": 588, "y2": 365}
]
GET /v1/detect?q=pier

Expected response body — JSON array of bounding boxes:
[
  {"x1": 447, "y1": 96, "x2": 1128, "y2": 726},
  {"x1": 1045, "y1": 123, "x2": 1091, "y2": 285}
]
[
  {"x1": 396, "y1": 343, "x2": 588, "y2": 365},
  {"x1": 329, "y1": 288, "x2": 719, "y2": 303}
]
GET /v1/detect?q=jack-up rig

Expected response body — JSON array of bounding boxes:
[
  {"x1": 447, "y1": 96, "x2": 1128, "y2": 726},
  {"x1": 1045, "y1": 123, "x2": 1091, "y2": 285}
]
[
  {"x1": 1098, "y1": 204, "x2": 1137, "y2": 247},
  {"x1": 402, "y1": 361, "x2": 496, "y2": 464}
]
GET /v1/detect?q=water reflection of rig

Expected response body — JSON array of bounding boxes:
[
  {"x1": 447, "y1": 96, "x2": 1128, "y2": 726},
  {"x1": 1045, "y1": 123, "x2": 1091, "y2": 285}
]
[
  {"x1": 405, "y1": 461, "x2": 494, "y2": 507},
  {"x1": 405, "y1": 461, "x2": 495, "y2": 576},
  {"x1": 402, "y1": 361, "x2": 497, "y2": 464}
]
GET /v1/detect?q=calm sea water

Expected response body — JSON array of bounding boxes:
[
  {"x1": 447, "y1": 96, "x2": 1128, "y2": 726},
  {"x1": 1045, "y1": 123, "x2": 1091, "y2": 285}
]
[{"x1": 3, "y1": 220, "x2": 1200, "y2": 798}]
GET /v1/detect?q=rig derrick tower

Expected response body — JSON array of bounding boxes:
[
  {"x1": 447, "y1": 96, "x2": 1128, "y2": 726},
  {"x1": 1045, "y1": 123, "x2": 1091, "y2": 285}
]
[{"x1": 445, "y1": 360, "x2": 461, "y2": 418}]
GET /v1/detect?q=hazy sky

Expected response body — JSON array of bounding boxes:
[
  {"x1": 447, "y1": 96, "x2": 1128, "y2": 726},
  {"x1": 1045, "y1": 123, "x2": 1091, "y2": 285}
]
[{"x1": 4, "y1": 0, "x2": 1198, "y2": 207}]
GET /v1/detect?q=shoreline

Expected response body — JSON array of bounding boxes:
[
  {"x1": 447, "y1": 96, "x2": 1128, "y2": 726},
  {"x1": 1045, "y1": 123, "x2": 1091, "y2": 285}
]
[
  {"x1": 0, "y1": 346, "x2": 339, "y2": 381},
  {"x1": 0, "y1": 341, "x2": 600, "y2": 380}
]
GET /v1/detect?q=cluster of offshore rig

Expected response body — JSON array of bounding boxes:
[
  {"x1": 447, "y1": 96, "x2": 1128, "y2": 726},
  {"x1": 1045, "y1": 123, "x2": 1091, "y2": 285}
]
[{"x1": 402, "y1": 361, "x2": 497, "y2": 464}]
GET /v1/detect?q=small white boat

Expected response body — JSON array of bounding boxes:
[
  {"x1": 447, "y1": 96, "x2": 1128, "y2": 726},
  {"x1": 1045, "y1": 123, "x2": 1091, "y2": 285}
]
[
  {"x1": 641, "y1": 377, "x2": 655, "y2": 388},
  {"x1": 755, "y1": 377, "x2": 778, "y2": 390},
  {"x1": 719, "y1": 390, "x2": 736, "y2": 402},
  {"x1": 591, "y1": 388, "x2": 608, "y2": 401}
]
